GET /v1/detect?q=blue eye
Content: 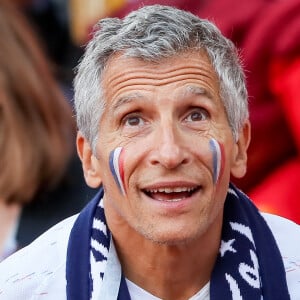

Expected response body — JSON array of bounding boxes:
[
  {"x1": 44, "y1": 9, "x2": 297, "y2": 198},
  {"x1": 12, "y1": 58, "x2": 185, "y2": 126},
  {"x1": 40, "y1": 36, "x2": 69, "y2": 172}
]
[{"x1": 186, "y1": 108, "x2": 209, "y2": 122}]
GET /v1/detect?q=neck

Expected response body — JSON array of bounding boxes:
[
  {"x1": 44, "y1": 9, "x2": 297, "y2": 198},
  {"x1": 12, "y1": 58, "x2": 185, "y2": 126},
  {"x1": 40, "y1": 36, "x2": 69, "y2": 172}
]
[{"x1": 109, "y1": 212, "x2": 222, "y2": 300}]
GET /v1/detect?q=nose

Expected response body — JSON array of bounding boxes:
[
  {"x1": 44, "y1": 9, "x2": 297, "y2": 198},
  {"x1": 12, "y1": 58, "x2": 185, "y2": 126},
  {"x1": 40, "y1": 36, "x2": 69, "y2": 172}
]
[{"x1": 149, "y1": 124, "x2": 189, "y2": 169}]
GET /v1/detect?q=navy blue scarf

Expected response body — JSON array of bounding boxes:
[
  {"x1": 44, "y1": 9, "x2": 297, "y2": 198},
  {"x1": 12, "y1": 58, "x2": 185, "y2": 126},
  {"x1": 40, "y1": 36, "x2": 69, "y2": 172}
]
[{"x1": 66, "y1": 184, "x2": 290, "y2": 299}]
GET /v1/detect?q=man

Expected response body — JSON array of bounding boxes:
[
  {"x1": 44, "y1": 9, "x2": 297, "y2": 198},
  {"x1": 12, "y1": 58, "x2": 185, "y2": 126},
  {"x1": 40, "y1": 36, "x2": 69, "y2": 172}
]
[{"x1": 0, "y1": 4, "x2": 299, "y2": 300}]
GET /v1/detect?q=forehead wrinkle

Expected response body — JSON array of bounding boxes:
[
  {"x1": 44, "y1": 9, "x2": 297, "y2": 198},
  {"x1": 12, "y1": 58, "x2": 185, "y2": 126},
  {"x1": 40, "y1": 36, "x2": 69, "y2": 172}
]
[
  {"x1": 107, "y1": 66, "x2": 213, "y2": 87},
  {"x1": 106, "y1": 71, "x2": 215, "y2": 100}
]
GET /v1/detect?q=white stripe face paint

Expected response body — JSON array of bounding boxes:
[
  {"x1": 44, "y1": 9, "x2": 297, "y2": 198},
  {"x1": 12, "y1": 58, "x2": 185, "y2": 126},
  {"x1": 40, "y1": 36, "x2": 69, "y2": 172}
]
[{"x1": 109, "y1": 147, "x2": 126, "y2": 195}]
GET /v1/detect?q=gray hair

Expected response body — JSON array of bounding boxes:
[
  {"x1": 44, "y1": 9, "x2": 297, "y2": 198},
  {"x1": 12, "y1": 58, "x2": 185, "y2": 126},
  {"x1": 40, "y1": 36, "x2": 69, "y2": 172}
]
[{"x1": 74, "y1": 4, "x2": 248, "y2": 152}]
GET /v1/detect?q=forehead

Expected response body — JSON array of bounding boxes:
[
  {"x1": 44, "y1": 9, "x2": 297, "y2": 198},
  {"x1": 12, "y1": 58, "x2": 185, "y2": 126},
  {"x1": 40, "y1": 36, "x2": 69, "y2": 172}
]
[{"x1": 101, "y1": 50, "x2": 220, "y2": 106}]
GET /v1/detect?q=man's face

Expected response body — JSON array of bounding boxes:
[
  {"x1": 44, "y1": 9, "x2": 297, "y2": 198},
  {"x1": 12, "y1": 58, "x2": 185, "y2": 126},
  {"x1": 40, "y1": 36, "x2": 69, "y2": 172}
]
[{"x1": 80, "y1": 51, "x2": 249, "y2": 244}]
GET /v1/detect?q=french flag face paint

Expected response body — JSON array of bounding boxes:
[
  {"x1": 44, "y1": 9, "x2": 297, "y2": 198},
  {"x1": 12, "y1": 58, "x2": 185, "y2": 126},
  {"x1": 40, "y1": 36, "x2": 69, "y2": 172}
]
[
  {"x1": 109, "y1": 147, "x2": 126, "y2": 195},
  {"x1": 209, "y1": 138, "x2": 224, "y2": 184}
]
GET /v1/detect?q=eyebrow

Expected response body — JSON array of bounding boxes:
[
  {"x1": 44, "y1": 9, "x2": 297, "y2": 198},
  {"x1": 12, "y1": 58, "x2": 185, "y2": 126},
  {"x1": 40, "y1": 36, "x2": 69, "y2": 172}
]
[
  {"x1": 112, "y1": 92, "x2": 145, "y2": 111},
  {"x1": 182, "y1": 85, "x2": 213, "y2": 99}
]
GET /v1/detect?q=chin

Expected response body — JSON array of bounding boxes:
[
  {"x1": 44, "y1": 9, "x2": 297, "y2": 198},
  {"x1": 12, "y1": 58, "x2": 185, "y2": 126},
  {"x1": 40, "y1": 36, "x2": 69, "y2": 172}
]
[{"x1": 136, "y1": 223, "x2": 204, "y2": 246}]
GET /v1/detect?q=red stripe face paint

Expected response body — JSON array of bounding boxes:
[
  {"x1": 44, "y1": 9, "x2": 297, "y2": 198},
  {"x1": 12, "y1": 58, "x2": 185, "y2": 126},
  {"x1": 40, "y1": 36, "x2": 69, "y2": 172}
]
[
  {"x1": 209, "y1": 138, "x2": 225, "y2": 184},
  {"x1": 109, "y1": 147, "x2": 126, "y2": 195}
]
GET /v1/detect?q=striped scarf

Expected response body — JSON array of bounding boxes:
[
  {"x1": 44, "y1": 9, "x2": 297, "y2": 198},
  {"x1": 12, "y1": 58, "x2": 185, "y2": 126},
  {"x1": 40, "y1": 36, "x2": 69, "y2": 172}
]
[{"x1": 66, "y1": 184, "x2": 290, "y2": 299}]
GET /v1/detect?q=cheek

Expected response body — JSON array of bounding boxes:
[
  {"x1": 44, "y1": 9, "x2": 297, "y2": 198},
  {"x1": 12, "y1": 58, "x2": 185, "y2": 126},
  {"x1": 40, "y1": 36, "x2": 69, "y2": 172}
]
[
  {"x1": 209, "y1": 138, "x2": 225, "y2": 184},
  {"x1": 109, "y1": 147, "x2": 126, "y2": 195}
]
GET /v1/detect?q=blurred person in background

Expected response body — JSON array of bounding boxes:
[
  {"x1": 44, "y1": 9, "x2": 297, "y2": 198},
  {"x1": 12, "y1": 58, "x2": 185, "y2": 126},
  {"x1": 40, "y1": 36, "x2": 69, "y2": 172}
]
[
  {"x1": 13, "y1": 0, "x2": 84, "y2": 102},
  {"x1": 0, "y1": 0, "x2": 95, "y2": 261}
]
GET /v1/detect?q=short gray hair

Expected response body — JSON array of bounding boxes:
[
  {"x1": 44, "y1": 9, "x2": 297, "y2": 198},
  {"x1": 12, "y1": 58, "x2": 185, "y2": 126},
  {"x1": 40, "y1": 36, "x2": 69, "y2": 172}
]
[{"x1": 74, "y1": 4, "x2": 248, "y2": 152}]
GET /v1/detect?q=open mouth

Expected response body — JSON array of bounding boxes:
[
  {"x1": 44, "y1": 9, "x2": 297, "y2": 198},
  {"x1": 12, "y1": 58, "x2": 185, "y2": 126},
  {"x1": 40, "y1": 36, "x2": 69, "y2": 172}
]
[{"x1": 143, "y1": 186, "x2": 200, "y2": 202}]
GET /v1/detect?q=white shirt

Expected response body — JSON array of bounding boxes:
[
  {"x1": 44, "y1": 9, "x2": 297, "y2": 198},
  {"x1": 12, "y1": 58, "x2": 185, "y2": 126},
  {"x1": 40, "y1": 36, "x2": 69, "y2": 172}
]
[
  {"x1": 0, "y1": 213, "x2": 299, "y2": 299},
  {"x1": 126, "y1": 279, "x2": 210, "y2": 300}
]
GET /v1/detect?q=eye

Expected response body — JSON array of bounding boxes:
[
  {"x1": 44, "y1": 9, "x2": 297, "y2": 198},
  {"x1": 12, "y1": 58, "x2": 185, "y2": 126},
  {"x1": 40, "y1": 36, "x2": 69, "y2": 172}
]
[
  {"x1": 123, "y1": 114, "x2": 145, "y2": 127},
  {"x1": 185, "y1": 108, "x2": 209, "y2": 122}
]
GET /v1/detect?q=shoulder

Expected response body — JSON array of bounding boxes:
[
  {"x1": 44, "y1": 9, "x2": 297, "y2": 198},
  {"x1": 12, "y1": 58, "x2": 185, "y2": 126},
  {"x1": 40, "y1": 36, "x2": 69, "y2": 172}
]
[
  {"x1": 262, "y1": 213, "x2": 300, "y2": 256},
  {"x1": 262, "y1": 213, "x2": 300, "y2": 299},
  {"x1": 0, "y1": 214, "x2": 77, "y2": 300}
]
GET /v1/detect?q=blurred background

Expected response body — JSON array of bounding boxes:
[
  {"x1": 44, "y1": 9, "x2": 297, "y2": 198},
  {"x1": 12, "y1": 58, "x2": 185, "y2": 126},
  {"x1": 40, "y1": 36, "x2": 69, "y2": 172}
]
[{"x1": 4, "y1": 0, "x2": 300, "y2": 248}]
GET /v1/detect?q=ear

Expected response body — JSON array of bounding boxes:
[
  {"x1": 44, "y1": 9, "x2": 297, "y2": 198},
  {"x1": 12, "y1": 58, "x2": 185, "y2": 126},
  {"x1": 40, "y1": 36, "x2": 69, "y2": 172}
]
[
  {"x1": 230, "y1": 120, "x2": 251, "y2": 179},
  {"x1": 76, "y1": 132, "x2": 102, "y2": 188}
]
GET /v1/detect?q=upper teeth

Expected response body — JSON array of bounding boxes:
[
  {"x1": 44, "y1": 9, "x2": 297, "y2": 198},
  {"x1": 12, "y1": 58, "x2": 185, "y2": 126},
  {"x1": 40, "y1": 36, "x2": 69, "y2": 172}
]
[{"x1": 145, "y1": 187, "x2": 195, "y2": 193}]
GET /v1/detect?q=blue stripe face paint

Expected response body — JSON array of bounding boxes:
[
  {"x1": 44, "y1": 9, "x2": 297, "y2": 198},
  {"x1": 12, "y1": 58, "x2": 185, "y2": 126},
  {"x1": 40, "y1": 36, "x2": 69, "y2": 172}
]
[{"x1": 109, "y1": 147, "x2": 126, "y2": 195}]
